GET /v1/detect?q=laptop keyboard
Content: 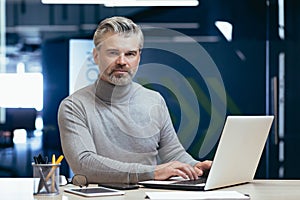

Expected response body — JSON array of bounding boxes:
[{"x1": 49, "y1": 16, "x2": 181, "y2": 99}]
[{"x1": 171, "y1": 177, "x2": 207, "y2": 185}]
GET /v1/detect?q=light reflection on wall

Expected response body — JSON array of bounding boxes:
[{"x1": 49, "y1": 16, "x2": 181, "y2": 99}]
[{"x1": 0, "y1": 73, "x2": 43, "y2": 111}]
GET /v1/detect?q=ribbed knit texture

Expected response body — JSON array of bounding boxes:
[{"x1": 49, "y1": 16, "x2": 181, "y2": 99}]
[{"x1": 58, "y1": 78, "x2": 198, "y2": 184}]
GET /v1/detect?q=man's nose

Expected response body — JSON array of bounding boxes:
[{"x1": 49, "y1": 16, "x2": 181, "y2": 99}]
[{"x1": 116, "y1": 54, "x2": 127, "y2": 65}]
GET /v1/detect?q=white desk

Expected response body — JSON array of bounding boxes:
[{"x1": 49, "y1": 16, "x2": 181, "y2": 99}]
[{"x1": 1, "y1": 178, "x2": 300, "y2": 200}]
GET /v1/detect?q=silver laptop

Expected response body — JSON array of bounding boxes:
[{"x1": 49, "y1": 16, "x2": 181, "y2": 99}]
[{"x1": 139, "y1": 115, "x2": 274, "y2": 191}]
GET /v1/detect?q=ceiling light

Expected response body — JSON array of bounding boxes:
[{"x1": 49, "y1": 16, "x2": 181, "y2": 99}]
[
  {"x1": 41, "y1": 0, "x2": 109, "y2": 4},
  {"x1": 105, "y1": 0, "x2": 199, "y2": 7},
  {"x1": 41, "y1": 0, "x2": 199, "y2": 6},
  {"x1": 215, "y1": 21, "x2": 233, "y2": 42}
]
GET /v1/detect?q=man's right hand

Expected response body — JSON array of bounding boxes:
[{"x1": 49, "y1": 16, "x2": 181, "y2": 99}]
[{"x1": 154, "y1": 161, "x2": 199, "y2": 181}]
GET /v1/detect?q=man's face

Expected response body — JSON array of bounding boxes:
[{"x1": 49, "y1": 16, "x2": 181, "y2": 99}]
[{"x1": 93, "y1": 33, "x2": 141, "y2": 86}]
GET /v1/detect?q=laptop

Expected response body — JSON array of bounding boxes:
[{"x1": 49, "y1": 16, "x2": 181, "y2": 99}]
[{"x1": 139, "y1": 115, "x2": 274, "y2": 191}]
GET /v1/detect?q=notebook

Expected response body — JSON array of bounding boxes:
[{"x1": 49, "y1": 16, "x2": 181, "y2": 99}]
[{"x1": 139, "y1": 115, "x2": 274, "y2": 191}]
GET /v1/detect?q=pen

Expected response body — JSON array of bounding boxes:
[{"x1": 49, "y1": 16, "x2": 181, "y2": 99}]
[
  {"x1": 45, "y1": 155, "x2": 64, "y2": 182},
  {"x1": 33, "y1": 156, "x2": 39, "y2": 164},
  {"x1": 37, "y1": 166, "x2": 50, "y2": 193}
]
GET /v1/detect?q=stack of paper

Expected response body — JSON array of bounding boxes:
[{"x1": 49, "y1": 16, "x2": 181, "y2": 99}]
[{"x1": 145, "y1": 191, "x2": 250, "y2": 200}]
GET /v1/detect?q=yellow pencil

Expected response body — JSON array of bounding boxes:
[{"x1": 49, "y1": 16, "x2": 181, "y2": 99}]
[
  {"x1": 52, "y1": 154, "x2": 56, "y2": 164},
  {"x1": 45, "y1": 155, "x2": 64, "y2": 182},
  {"x1": 55, "y1": 155, "x2": 64, "y2": 164},
  {"x1": 51, "y1": 154, "x2": 56, "y2": 192}
]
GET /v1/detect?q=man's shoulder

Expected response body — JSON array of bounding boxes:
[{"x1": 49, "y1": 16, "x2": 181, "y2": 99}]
[
  {"x1": 63, "y1": 84, "x2": 95, "y2": 103},
  {"x1": 133, "y1": 82, "x2": 161, "y2": 96},
  {"x1": 132, "y1": 82, "x2": 166, "y2": 105}
]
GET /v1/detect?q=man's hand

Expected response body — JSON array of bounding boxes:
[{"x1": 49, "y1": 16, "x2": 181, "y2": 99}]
[
  {"x1": 154, "y1": 161, "x2": 199, "y2": 181},
  {"x1": 193, "y1": 160, "x2": 212, "y2": 176}
]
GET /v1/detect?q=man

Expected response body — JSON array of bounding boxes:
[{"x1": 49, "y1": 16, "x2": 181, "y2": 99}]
[{"x1": 58, "y1": 16, "x2": 211, "y2": 184}]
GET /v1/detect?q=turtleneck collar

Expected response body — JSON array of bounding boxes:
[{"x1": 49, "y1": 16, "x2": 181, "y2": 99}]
[{"x1": 95, "y1": 78, "x2": 134, "y2": 104}]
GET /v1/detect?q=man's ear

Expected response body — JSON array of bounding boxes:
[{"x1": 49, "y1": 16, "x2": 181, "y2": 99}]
[{"x1": 93, "y1": 48, "x2": 99, "y2": 65}]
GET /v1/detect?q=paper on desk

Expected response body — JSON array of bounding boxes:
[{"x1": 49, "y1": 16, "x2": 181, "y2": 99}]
[{"x1": 145, "y1": 191, "x2": 250, "y2": 200}]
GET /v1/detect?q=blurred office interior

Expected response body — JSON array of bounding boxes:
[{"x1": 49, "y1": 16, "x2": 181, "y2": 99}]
[{"x1": 0, "y1": 0, "x2": 300, "y2": 179}]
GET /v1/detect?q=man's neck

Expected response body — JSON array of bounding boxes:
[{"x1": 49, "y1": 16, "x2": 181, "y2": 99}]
[{"x1": 95, "y1": 78, "x2": 133, "y2": 103}]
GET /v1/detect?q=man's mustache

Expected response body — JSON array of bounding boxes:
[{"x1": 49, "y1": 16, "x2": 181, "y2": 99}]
[{"x1": 109, "y1": 65, "x2": 129, "y2": 74}]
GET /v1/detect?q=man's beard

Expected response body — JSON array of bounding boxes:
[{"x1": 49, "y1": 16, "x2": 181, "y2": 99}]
[{"x1": 107, "y1": 68, "x2": 137, "y2": 86}]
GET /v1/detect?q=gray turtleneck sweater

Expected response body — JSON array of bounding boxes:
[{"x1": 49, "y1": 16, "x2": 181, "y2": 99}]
[{"x1": 58, "y1": 79, "x2": 198, "y2": 184}]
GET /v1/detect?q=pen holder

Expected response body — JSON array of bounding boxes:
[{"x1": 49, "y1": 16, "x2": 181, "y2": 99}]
[{"x1": 32, "y1": 163, "x2": 60, "y2": 196}]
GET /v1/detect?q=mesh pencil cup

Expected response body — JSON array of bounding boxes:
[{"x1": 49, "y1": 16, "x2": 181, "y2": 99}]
[{"x1": 32, "y1": 163, "x2": 60, "y2": 195}]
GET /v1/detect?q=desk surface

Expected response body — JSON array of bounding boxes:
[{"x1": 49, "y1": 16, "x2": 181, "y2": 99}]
[{"x1": 1, "y1": 178, "x2": 300, "y2": 200}]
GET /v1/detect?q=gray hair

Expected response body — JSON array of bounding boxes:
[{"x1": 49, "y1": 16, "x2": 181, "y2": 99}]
[{"x1": 93, "y1": 16, "x2": 144, "y2": 49}]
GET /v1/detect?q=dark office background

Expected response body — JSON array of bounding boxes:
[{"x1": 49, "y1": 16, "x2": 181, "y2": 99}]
[{"x1": 1, "y1": 0, "x2": 300, "y2": 180}]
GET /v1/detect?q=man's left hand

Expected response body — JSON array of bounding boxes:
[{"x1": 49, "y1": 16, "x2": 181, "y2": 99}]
[{"x1": 193, "y1": 160, "x2": 212, "y2": 177}]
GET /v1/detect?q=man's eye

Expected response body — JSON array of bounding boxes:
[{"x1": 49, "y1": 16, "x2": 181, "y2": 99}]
[
  {"x1": 107, "y1": 51, "x2": 119, "y2": 56},
  {"x1": 126, "y1": 52, "x2": 137, "y2": 57}
]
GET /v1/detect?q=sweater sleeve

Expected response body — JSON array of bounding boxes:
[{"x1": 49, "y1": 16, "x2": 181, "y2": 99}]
[
  {"x1": 58, "y1": 97, "x2": 155, "y2": 184},
  {"x1": 157, "y1": 96, "x2": 199, "y2": 166}
]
